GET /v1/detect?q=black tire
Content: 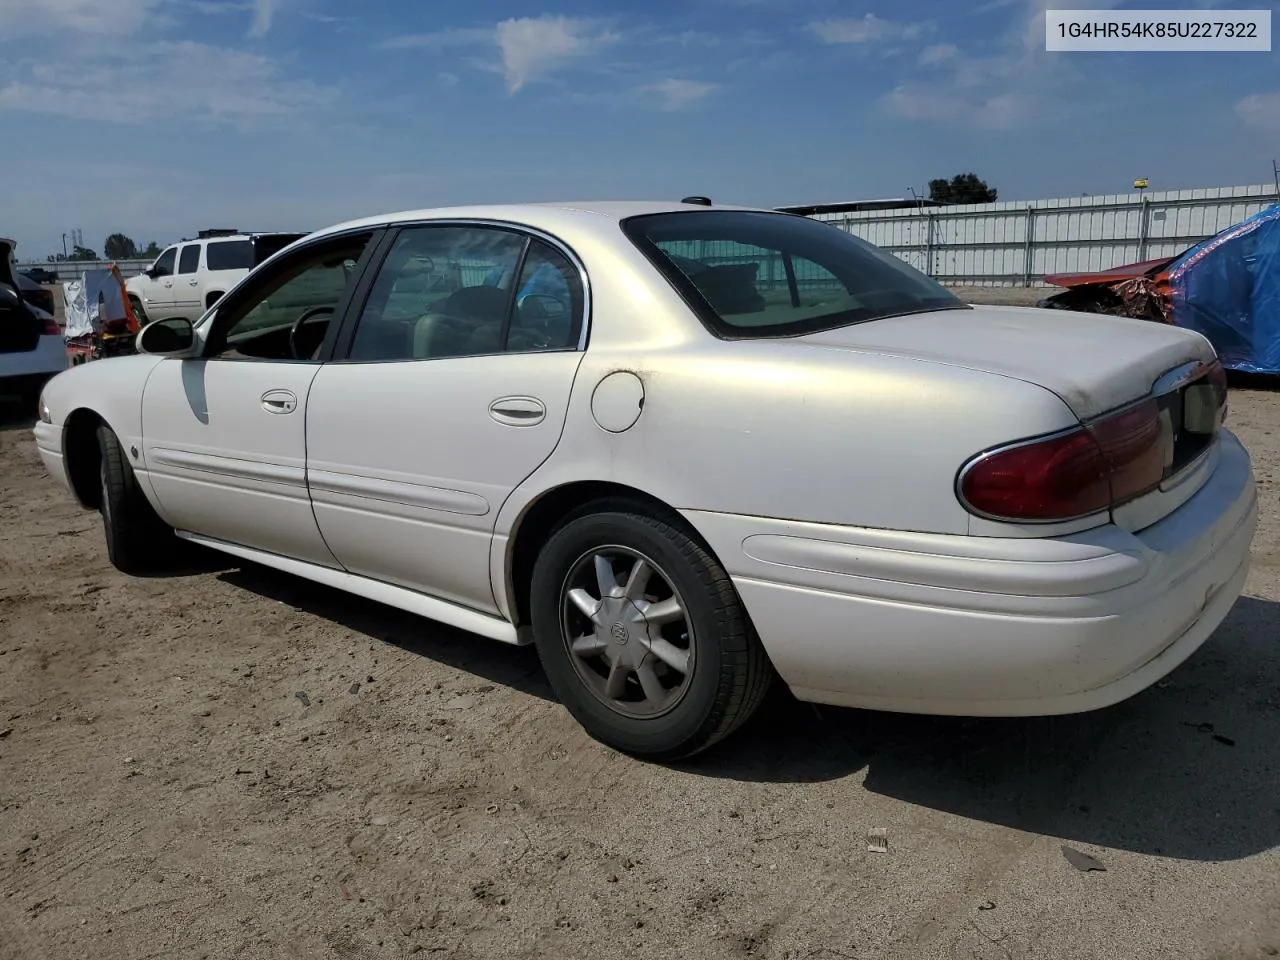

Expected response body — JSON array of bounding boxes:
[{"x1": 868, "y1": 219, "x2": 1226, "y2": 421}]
[
  {"x1": 96, "y1": 424, "x2": 174, "y2": 573},
  {"x1": 530, "y1": 502, "x2": 774, "y2": 761}
]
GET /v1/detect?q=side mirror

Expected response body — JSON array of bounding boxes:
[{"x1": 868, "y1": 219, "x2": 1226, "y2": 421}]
[
  {"x1": 0, "y1": 283, "x2": 41, "y2": 354},
  {"x1": 136, "y1": 317, "x2": 197, "y2": 357}
]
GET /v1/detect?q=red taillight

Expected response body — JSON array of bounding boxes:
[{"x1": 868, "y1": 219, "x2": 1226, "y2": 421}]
[
  {"x1": 959, "y1": 400, "x2": 1167, "y2": 523},
  {"x1": 958, "y1": 428, "x2": 1110, "y2": 522},
  {"x1": 42, "y1": 315, "x2": 60, "y2": 335},
  {"x1": 960, "y1": 363, "x2": 1228, "y2": 524},
  {"x1": 1088, "y1": 399, "x2": 1165, "y2": 504}
]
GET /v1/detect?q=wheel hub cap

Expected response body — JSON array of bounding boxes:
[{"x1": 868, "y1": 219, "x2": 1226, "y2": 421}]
[{"x1": 560, "y1": 547, "x2": 695, "y2": 719}]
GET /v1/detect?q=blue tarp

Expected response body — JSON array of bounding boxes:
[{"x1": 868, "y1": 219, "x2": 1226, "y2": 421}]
[{"x1": 1168, "y1": 203, "x2": 1280, "y2": 374}]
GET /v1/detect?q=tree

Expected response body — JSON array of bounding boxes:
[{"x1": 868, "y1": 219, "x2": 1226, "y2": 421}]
[
  {"x1": 141, "y1": 241, "x2": 162, "y2": 258},
  {"x1": 104, "y1": 233, "x2": 139, "y2": 259},
  {"x1": 928, "y1": 173, "x2": 998, "y2": 205},
  {"x1": 69, "y1": 245, "x2": 99, "y2": 261}
]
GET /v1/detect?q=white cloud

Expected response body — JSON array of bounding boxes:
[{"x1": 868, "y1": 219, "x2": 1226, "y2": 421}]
[
  {"x1": 248, "y1": 0, "x2": 281, "y2": 37},
  {"x1": 495, "y1": 16, "x2": 619, "y2": 92},
  {"x1": 382, "y1": 15, "x2": 618, "y2": 94},
  {"x1": 1236, "y1": 92, "x2": 1280, "y2": 133},
  {"x1": 0, "y1": 0, "x2": 160, "y2": 34},
  {"x1": 0, "y1": 41, "x2": 333, "y2": 126},
  {"x1": 809, "y1": 14, "x2": 926, "y2": 45},
  {"x1": 919, "y1": 43, "x2": 958, "y2": 65},
  {"x1": 884, "y1": 84, "x2": 1033, "y2": 130},
  {"x1": 438, "y1": 72, "x2": 460, "y2": 88},
  {"x1": 879, "y1": 0, "x2": 1108, "y2": 129},
  {"x1": 646, "y1": 78, "x2": 718, "y2": 110}
]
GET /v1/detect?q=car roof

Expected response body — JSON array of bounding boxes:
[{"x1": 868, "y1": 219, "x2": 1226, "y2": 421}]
[{"x1": 304, "y1": 200, "x2": 767, "y2": 244}]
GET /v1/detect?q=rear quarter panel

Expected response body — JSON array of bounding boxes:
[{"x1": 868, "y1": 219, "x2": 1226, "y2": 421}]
[{"x1": 496, "y1": 333, "x2": 1084, "y2": 575}]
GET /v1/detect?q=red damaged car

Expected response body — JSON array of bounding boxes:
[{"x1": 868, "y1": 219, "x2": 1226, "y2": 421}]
[{"x1": 1037, "y1": 204, "x2": 1280, "y2": 374}]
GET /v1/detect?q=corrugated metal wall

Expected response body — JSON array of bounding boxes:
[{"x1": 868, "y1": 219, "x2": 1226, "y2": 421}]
[{"x1": 809, "y1": 183, "x2": 1280, "y2": 286}]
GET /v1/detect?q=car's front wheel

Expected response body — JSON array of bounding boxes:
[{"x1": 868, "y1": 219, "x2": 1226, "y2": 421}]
[
  {"x1": 530, "y1": 503, "x2": 773, "y2": 760},
  {"x1": 96, "y1": 424, "x2": 175, "y2": 573}
]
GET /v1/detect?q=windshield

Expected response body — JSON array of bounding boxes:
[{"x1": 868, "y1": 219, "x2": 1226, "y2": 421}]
[{"x1": 622, "y1": 210, "x2": 966, "y2": 338}]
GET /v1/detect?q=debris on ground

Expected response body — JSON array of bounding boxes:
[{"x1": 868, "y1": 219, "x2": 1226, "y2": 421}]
[
  {"x1": 867, "y1": 828, "x2": 888, "y2": 854},
  {"x1": 1061, "y1": 846, "x2": 1107, "y2": 872},
  {"x1": 295, "y1": 692, "x2": 311, "y2": 707}
]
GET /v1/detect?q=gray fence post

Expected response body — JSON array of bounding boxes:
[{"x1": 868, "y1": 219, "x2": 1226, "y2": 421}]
[
  {"x1": 1022, "y1": 206, "x2": 1036, "y2": 287},
  {"x1": 1137, "y1": 195, "x2": 1151, "y2": 262}
]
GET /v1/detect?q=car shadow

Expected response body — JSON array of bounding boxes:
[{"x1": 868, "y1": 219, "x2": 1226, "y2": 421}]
[
  {"x1": 1227, "y1": 371, "x2": 1280, "y2": 391},
  {"x1": 216, "y1": 563, "x2": 554, "y2": 701},
  {"x1": 678, "y1": 593, "x2": 1280, "y2": 862},
  {"x1": 210, "y1": 556, "x2": 1280, "y2": 862},
  {"x1": 0, "y1": 399, "x2": 36, "y2": 430}
]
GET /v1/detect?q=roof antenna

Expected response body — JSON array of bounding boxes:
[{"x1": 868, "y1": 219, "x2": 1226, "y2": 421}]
[{"x1": 681, "y1": 196, "x2": 712, "y2": 206}]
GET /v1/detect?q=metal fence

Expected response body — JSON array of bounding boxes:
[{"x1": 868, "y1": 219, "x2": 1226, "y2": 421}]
[
  {"x1": 809, "y1": 183, "x2": 1280, "y2": 287},
  {"x1": 14, "y1": 259, "x2": 152, "y2": 283}
]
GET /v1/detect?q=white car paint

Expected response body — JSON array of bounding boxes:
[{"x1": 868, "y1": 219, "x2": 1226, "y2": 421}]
[{"x1": 32, "y1": 200, "x2": 1257, "y2": 722}]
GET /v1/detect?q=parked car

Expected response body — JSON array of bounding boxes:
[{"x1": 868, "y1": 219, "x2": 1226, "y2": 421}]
[
  {"x1": 17, "y1": 271, "x2": 55, "y2": 316},
  {"x1": 125, "y1": 230, "x2": 306, "y2": 324},
  {"x1": 22, "y1": 266, "x2": 59, "y2": 284},
  {"x1": 31, "y1": 201, "x2": 1258, "y2": 759},
  {"x1": 1038, "y1": 204, "x2": 1280, "y2": 374},
  {"x1": 1, "y1": 238, "x2": 67, "y2": 408}
]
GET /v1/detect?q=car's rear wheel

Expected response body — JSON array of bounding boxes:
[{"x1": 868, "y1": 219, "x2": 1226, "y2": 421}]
[
  {"x1": 530, "y1": 503, "x2": 773, "y2": 760},
  {"x1": 97, "y1": 424, "x2": 175, "y2": 573}
]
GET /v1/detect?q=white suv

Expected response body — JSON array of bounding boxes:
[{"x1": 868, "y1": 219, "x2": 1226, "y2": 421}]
[{"x1": 126, "y1": 230, "x2": 304, "y2": 324}]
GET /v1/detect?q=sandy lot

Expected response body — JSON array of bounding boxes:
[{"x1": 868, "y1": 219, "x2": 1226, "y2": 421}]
[{"x1": 2, "y1": 300, "x2": 1279, "y2": 959}]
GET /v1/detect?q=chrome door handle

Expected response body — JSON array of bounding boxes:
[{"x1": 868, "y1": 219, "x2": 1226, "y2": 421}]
[
  {"x1": 489, "y1": 396, "x2": 546, "y2": 426},
  {"x1": 261, "y1": 389, "x2": 298, "y2": 414}
]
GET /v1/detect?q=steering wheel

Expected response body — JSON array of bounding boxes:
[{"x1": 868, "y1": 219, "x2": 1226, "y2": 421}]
[{"x1": 289, "y1": 305, "x2": 335, "y2": 360}]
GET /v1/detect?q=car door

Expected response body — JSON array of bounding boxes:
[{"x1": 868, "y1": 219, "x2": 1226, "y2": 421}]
[
  {"x1": 141, "y1": 245, "x2": 179, "y2": 318},
  {"x1": 140, "y1": 228, "x2": 381, "y2": 565},
  {"x1": 172, "y1": 242, "x2": 203, "y2": 319},
  {"x1": 306, "y1": 223, "x2": 588, "y2": 615}
]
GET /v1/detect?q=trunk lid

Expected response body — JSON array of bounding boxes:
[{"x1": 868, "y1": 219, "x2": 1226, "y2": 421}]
[{"x1": 796, "y1": 304, "x2": 1215, "y2": 420}]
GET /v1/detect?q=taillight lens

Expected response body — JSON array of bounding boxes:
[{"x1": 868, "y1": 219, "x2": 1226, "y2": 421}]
[
  {"x1": 1088, "y1": 398, "x2": 1165, "y2": 504},
  {"x1": 959, "y1": 400, "x2": 1166, "y2": 523},
  {"x1": 958, "y1": 428, "x2": 1110, "y2": 522},
  {"x1": 42, "y1": 315, "x2": 60, "y2": 335}
]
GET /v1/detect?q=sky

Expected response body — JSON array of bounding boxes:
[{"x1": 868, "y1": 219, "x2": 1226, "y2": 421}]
[{"x1": 1, "y1": 0, "x2": 1277, "y2": 259}]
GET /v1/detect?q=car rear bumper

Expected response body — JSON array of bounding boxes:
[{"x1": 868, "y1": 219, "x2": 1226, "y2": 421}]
[
  {"x1": 682, "y1": 428, "x2": 1258, "y2": 716},
  {"x1": 0, "y1": 335, "x2": 67, "y2": 383}
]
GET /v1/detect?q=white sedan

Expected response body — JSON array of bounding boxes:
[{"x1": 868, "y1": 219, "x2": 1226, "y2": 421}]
[{"x1": 31, "y1": 201, "x2": 1259, "y2": 759}]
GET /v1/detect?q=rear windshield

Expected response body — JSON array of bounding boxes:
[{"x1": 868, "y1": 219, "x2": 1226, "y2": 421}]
[
  {"x1": 622, "y1": 210, "x2": 967, "y2": 338},
  {"x1": 205, "y1": 239, "x2": 253, "y2": 271}
]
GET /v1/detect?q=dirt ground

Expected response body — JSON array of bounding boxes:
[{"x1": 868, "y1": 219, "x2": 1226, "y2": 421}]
[{"x1": 2, "y1": 291, "x2": 1279, "y2": 960}]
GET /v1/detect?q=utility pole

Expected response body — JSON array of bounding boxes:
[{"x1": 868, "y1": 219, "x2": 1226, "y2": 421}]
[
  {"x1": 61, "y1": 233, "x2": 67, "y2": 260},
  {"x1": 1273, "y1": 158, "x2": 1279, "y2": 199}
]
